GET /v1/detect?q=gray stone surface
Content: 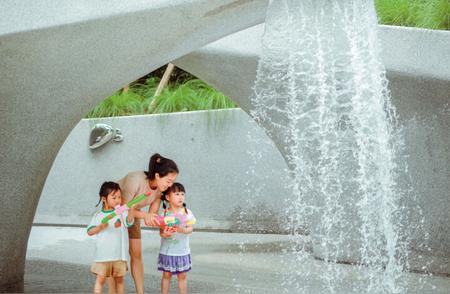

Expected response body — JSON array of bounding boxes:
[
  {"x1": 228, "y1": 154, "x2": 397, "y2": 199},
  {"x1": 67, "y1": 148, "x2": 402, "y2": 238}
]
[
  {"x1": 35, "y1": 109, "x2": 289, "y2": 232},
  {"x1": 0, "y1": 0, "x2": 268, "y2": 291},
  {"x1": 174, "y1": 24, "x2": 450, "y2": 274}
]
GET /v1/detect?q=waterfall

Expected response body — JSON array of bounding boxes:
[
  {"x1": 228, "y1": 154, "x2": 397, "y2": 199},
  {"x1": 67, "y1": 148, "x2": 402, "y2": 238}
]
[{"x1": 251, "y1": 0, "x2": 412, "y2": 292}]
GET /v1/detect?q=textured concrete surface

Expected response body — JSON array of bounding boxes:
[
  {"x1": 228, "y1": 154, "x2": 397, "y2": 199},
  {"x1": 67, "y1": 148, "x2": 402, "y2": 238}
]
[
  {"x1": 0, "y1": 0, "x2": 268, "y2": 291},
  {"x1": 25, "y1": 226, "x2": 450, "y2": 293},
  {"x1": 35, "y1": 109, "x2": 289, "y2": 232},
  {"x1": 174, "y1": 24, "x2": 450, "y2": 274}
]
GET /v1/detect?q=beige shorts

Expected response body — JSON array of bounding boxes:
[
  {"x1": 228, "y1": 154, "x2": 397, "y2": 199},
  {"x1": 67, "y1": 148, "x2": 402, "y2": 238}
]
[{"x1": 91, "y1": 260, "x2": 128, "y2": 277}]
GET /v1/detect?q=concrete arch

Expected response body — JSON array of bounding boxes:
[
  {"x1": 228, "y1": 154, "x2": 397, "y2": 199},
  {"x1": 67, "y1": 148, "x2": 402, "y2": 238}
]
[{"x1": 0, "y1": 0, "x2": 268, "y2": 291}]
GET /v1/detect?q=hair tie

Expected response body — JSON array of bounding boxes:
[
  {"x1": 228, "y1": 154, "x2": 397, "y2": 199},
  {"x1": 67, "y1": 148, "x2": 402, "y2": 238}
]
[{"x1": 156, "y1": 157, "x2": 161, "y2": 163}]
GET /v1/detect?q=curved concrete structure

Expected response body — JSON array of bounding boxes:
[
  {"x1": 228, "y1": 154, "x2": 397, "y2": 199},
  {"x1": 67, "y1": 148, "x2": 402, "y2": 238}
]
[
  {"x1": 0, "y1": 0, "x2": 268, "y2": 291},
  {"x1": 174, "y1": 24, "x2": 450, "y2": 274}
]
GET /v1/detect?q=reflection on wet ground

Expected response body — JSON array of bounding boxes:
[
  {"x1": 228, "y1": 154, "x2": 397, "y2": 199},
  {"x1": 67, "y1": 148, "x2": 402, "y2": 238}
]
[{"x1": 26, "y1": 226, "x2": 450, "y2": 293}]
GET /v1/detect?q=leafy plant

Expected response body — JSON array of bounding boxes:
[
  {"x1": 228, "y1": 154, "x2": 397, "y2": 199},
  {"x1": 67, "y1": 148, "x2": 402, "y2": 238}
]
[
  {"x1": 150, "y1": 79, "x2": 236, "y2": 114},
  {"x1": 418, "y1": 0, "x2": 450, "y2": 30},
  {"x1": 375, "y1": 0, "x2": 450, "y2": 30},
  {"x1": 185, "y1": 79, "x2": 237, "y2": 110},
  {"x1": 150, "y1": 82, "x2": 197, "y2": 114},
  {"x1": 85, "y1": 90, "x2": 146, "y2": 118},
  {"x1": 129, "y1": 76, "x2": 159, "y2": 100},
  {"x1": 85, "y1": 78, "x2": 236, "y2": 118},
  {"x1": 375, "y1": 0, "x2": 420, "y2": 27}
]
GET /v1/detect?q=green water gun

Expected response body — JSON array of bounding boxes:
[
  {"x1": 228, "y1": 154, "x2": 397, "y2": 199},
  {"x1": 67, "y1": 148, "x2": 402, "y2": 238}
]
[{"x1": 101, "y1": 192, "x2": 150, "y2": 224}]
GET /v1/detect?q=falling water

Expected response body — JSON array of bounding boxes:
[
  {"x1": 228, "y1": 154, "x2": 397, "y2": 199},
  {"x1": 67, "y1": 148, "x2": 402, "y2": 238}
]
[{"x1": 251, "y1": 0, "x2": 412, "y2": 292}]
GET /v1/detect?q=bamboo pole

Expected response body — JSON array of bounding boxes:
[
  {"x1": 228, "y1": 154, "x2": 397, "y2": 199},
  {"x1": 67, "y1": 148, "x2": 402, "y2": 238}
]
[
  {"x1": 155, "y1": 63, "x2": 175, "y2": 97},
  {"x1": 150, "y1": 63, "x2": 175, "y2": 110}
]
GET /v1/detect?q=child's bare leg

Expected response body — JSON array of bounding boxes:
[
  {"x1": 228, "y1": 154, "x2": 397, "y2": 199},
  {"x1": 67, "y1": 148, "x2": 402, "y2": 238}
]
[
  {"x1": 114, "y1": 276, "x2": 125, "y2": 294},
  {"x1": 177, "y1": 272, "x2": 187, "y2": 294},
  {"x1": 94, "y1": 275, "x2": 107, "y2": 294},
  {"x1": 107, "y1": 277, "x2": 116, "y2": 294},
  {"x1": 161, "y1": 272, "x2": 172, "y2": 294}
]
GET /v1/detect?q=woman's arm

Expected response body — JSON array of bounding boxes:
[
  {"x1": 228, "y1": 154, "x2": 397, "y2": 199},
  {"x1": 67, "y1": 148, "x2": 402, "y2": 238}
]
[
  {"x1": 143, "y1": 196, "x2": 162, "y2": 226},
  {"x1": 130, "y1": 208, "x2": 147, "y2": 219},
  {"x1": 149, "y1": 196, "x2": 161, "y2": 214}
]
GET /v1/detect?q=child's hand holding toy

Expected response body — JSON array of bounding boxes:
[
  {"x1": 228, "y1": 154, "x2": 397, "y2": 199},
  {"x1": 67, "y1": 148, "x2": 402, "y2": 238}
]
[
  {"x1": 154, "y1": 214, "x2": 196, "y2": 228},
  {"x1": 100, "y1": 192, "x2": 151, "y2": 224}
]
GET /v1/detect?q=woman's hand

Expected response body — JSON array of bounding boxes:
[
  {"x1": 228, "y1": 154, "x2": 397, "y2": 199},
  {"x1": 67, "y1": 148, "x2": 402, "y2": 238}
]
[{"x1": 144, "y1": 213, "x2": 160, "y2": 227}]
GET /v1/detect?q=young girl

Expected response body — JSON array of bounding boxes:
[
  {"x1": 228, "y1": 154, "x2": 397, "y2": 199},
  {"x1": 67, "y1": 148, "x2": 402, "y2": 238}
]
[
  {"x1": 158, "y1": 183, "x2": 196, "y2": 294},
  {"x1": 87, "y1": 181, "x2": 144, "y2": 294}
]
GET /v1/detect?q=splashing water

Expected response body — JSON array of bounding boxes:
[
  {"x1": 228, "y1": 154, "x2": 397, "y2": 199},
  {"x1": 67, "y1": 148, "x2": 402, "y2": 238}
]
[{"x1": 251, "y1": 0, "x2": 414, "y2": 292}]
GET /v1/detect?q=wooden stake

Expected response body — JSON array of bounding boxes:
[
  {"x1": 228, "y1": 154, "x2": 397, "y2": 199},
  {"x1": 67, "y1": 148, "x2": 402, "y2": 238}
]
[{"x1": 155, "y1": 63, "x2": 175, "y2": 97}]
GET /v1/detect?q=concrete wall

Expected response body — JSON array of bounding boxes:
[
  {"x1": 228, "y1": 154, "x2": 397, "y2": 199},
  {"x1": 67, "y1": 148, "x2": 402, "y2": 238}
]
[
  {"x1": 35, "y1": 109, "x2": 289, "y2": 232},
  {"x1": 386, "y1": 73, "x2": 450, "y2": 274}
]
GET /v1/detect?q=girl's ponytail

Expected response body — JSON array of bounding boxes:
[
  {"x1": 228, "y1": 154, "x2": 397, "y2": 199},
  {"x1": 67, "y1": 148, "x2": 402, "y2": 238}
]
[
  {"x1": 161, "y1": 192, "x2": 167, "y2": 210},
  {"x1": 145, "y1": 153, "x2": 161, "y2": 179}
]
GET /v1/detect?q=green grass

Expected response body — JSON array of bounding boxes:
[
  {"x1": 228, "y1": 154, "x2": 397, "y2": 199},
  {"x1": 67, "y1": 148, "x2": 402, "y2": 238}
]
[
  {"x1": 375, "y1": 0, "x2": 450, "y2": 30},
  {"x1": 151, "y1": 79, "x2": 236, "y2": 113},
  {"x1": 418, "y1": 0, "x2": 450, "y2": 30},
  {"x1": 85, "y1": 91, "x2": 146, "y2": 118},
  {"x1": 85, "y1": 77, "x2": 236, "y2": 118}
]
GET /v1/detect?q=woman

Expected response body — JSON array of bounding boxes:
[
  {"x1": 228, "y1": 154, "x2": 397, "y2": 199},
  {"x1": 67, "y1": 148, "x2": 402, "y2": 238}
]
[{"x1": 116, "y1": 153, "x2": 179, "y2": 293}]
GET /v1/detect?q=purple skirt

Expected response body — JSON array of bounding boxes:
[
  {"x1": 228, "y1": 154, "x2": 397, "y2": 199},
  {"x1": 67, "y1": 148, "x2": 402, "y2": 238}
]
[{"x1": 157, "y1": 253, "x2": 192, "y2": 274}]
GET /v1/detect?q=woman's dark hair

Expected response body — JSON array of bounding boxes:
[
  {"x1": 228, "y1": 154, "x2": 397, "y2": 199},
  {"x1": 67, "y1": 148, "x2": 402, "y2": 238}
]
[
  {"x1": 96, "y1": 181, "x2": 121, "y2": 207},
  {"x1": 145, "y1": 153, "x2": 179, "y2": 180},
  {"x1": 161, "y1": 182, "x2": 187, "y2": 213}
]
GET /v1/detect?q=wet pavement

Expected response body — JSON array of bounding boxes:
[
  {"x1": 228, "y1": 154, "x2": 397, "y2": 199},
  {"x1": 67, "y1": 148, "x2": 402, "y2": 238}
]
[
  {"x1": 26, "y1": 226, "x2": 450, "y2": 293},
  {"x1": 26, "y1": 226, "x2": 287, "y2": 293}
]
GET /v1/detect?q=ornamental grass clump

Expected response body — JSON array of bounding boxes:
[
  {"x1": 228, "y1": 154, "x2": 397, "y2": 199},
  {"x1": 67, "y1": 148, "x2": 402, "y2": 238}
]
[
  {"x1": 418, "y1": 0, "x2": 450, "y2": 30},
  {"x1": 85, "y1": 91, "x2": 146, "y2": 118},
  {"x1": 149, "y1": 79, "x2": 236, "y2": 113},
  {"x1": 85, "y1": 77, "x2": 236, "y2": 118},
  {"x1": 375, "y1": 0, "x2": 421, "y2": 27},
  {"x1": 375, "y1": 0, "x2": 450, "y2": 30}
]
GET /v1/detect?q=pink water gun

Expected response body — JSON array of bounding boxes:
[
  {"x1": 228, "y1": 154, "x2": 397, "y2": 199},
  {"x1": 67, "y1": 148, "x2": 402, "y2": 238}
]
[
  {"x1": 155, "y1": 214, "x2": 196, "y2": 228},
  {"x1": 101, "y1": 192, "x2": 150, "y2": 224}
]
